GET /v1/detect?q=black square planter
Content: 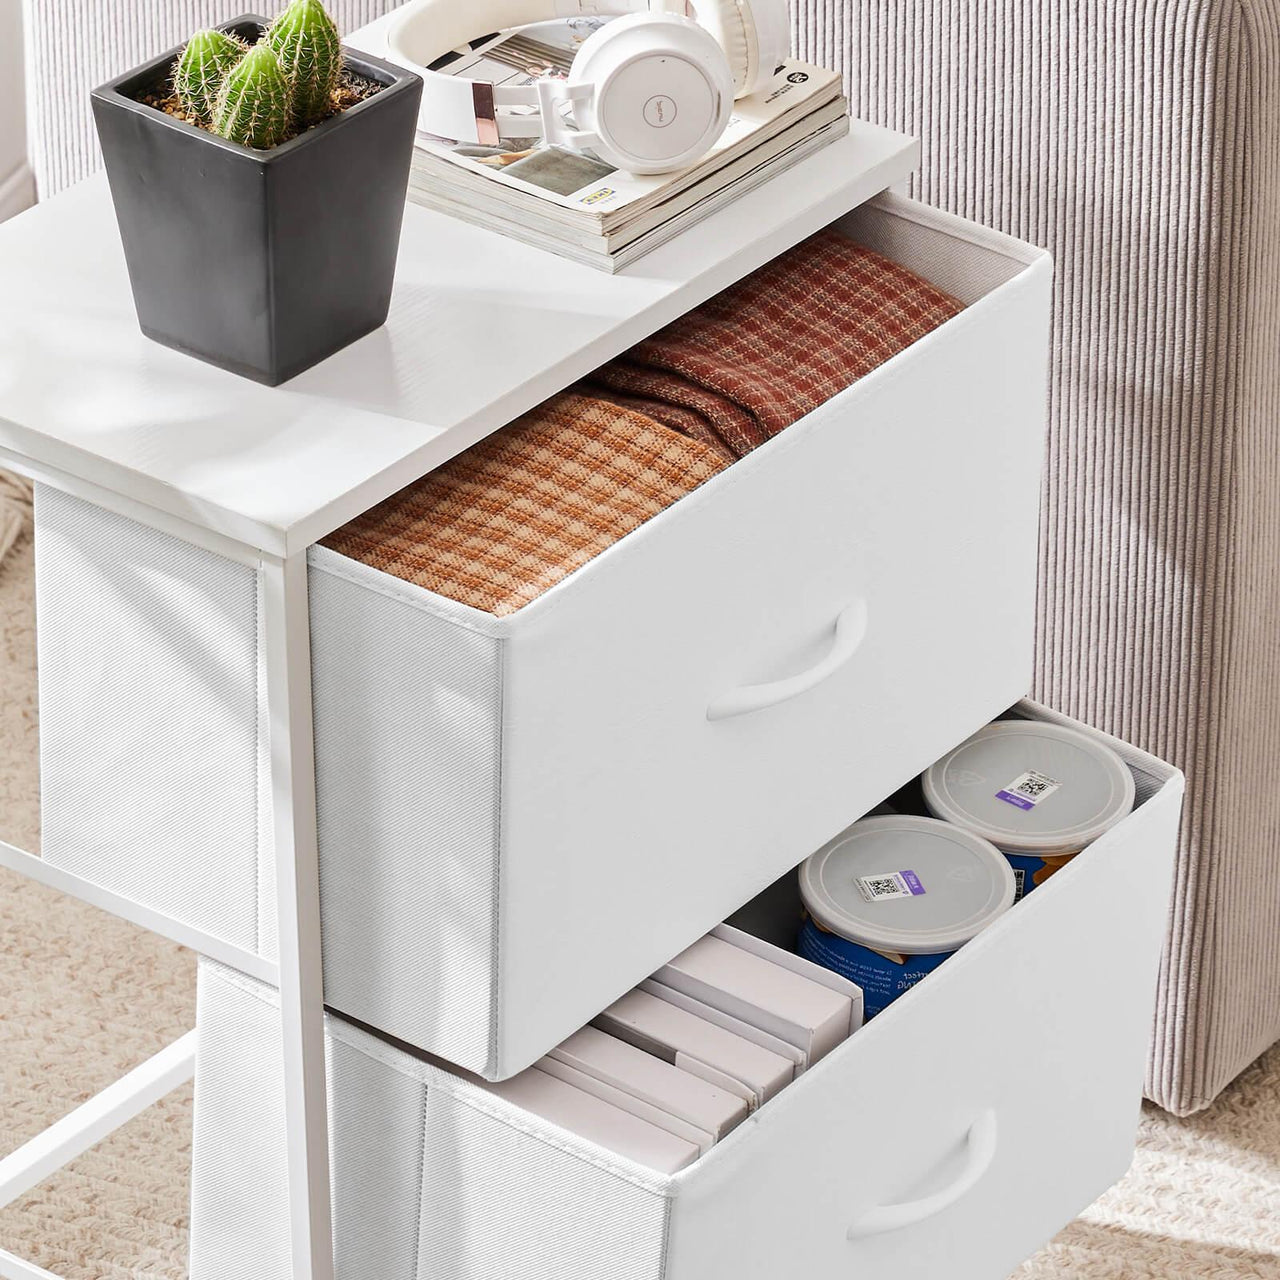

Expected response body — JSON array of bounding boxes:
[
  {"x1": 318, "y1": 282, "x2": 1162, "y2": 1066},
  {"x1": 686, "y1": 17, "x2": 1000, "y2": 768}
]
[{"x1": 92, "y1": 16, "x2": 423, "y2": 386}]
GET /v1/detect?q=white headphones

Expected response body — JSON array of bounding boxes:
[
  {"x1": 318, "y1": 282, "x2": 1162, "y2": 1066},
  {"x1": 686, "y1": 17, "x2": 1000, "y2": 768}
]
[{"x1": 386, "y1": 0, "x2": 790, "y2": 174}]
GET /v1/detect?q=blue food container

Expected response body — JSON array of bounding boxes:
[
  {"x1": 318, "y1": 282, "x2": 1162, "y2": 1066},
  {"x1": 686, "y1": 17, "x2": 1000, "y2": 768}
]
[
  {"x1": 922, "y1": 719, "x2": 1136, "y2": 901},
  {"x1": 797, "y1": 815, "x2": 1016, "y2": 1018}
]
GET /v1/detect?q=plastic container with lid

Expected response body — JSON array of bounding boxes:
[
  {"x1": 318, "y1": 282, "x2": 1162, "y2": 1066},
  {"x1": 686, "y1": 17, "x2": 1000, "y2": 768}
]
[
  {"x1": 922, "y1": 719, "x2": 1136, "y2": 900},
  {"x1": 797, "y1": 815, "x2": 1016, "y2": 1018}
]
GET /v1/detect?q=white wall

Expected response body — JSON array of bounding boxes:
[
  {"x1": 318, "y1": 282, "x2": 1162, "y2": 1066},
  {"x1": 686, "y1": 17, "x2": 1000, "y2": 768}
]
[{"x1": 0, "y1": 0, "x2": 35, "y2": 218}]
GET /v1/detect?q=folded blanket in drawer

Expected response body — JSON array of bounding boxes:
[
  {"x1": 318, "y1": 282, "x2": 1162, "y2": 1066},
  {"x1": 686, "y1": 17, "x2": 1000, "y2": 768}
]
[
  {"x1": 321, "y1": 391, "x2": 728, "y2": 616},
  {"x1": 571, "y1": 384, "x2": 745, "y2": 465},
  {"x1": 323, "y1": 237, "x2": 960, "y2": 616},
  {"x1": 586, "y1": 230, "x2": 965, "y2": 458}
]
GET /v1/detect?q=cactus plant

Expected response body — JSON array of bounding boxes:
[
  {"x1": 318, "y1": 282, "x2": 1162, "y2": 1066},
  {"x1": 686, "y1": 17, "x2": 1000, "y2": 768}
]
[
  {"x1": 267, "y1": 0, "x2": 343, "y2": 125},
  {"x1": 99, "y1": 0, "x2": 419, "y2": 382},
  {"x1": 173, "y1": 28, "x2": 247, "y2": 124},
  {"x1": 212, "y1": 44, "x2": 293, "y2": 150}
]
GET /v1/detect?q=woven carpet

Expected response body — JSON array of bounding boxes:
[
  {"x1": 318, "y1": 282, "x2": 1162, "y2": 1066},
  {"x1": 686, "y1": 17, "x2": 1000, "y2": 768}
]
[{"x1": 1, "y1": 500, "x2": 1277, "y2": 1278}]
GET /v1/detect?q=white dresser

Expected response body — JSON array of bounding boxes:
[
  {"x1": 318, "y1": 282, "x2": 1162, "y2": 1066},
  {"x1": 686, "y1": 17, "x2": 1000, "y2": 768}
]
[{"x1": 0, "y1": 91, "x2": 1183, "y2": 1280}]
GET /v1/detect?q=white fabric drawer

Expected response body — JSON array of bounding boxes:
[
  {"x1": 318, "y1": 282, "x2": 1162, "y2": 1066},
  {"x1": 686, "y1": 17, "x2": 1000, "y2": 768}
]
[
  {"x1": 36, "y1": 194, "x2": 1052, "y2": 1079},
  {"x1": 188, "y1": 702, "x2": 1182, "y2": 1280}
]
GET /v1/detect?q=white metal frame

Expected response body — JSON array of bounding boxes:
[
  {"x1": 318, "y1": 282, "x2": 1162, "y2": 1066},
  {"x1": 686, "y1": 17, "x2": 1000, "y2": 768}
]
[
  {"x1": 262, "y1": 552, "x2": 335, "y2": 1280},
  {"x1": 0, "y1": 1034, "x2": 198, "y2": 1215},
  {"x1": 0, "y1": 456, "x2": 335, "y2": 1280}
]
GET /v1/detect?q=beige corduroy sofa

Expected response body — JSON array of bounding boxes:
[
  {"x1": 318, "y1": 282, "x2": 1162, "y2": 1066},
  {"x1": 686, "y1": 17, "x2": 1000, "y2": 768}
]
[{"x1": 19, "y1": 0, "x2": 1280, "y2": 1116}]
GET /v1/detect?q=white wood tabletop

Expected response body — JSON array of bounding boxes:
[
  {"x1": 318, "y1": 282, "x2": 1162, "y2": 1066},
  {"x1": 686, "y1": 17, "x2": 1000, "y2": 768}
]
[{"x1": 0, "y1": 125, "x2": 916, "y2": 556}]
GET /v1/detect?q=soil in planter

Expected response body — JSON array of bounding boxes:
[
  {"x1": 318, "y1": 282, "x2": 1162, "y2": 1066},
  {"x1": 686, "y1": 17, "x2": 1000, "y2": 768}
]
[{"x1": 138, "y1": 66, "x2": 383, "y2": 147}]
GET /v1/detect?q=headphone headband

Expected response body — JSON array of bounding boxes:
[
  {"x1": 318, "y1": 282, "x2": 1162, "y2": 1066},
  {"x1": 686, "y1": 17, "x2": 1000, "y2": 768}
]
[
  {"x1": 385, "y1": 0, "x2": 789, "y2": 172},
  {"x1": 388, "y1": 0, "x2": 696, "y2": 146}
]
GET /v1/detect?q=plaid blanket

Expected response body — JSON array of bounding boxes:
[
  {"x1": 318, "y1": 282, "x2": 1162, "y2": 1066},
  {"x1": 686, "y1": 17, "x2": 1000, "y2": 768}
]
[
  {"x1": 326, "y1": 234, "x2": 964, "y2": 615},
  {"x1": 322, "y1": 392, "x2": 728, "y2": 617},
  {"x1": 585, "y1": 230, "x2": 964, "y2": 460}
]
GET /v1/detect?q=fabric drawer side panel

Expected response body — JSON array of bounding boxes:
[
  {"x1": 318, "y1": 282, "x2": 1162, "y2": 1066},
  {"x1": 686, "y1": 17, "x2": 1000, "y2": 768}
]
[
  {"x1": 330, "y1": 1036, "x2": 430, "y2": 1280},
  {"x1": 419, "y1": 1090, "x2": 669, "y2": 1280},
  {"x1": 309, "y1": 561, "x2": 504, "y2": 1070},
  {"x1": 35, "y1": 486, "x2": 262, "y2": 950},
  {"x1": 191, "y1": 962, "x2": 428, "y2": 1280},
  {"x1": 190, "y1": 962, "x2": 292, "y2": 1280}
]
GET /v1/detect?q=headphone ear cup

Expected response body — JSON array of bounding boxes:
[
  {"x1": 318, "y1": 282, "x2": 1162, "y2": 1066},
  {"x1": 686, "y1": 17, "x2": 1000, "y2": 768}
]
[
  {"x1": 688, "y1": 0, "x2": 790, "y2": 99},
  {"x1": 687, "y1": 0, "x2": 752, "y2": 95},
  {"x1": 569, "y1": 13, "x2": 734, "y2": 174}
]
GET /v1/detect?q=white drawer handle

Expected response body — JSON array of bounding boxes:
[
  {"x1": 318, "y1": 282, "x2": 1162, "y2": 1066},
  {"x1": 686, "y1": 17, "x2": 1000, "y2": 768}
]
[
  {"x1": 706, "y1": 600, "x2": 869, "y2": 723},
  {"x1": 845, "y1": 1109, "x2": 998, "y2": 1241}
]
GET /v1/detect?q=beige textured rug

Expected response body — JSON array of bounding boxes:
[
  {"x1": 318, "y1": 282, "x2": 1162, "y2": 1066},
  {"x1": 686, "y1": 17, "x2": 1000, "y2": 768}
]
[{"x1": 1, "y1": 493, "x2": 1277, "y2": 1278}]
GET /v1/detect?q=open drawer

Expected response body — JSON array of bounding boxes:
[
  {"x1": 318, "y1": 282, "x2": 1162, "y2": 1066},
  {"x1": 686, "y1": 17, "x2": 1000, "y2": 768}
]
[
  {"x1": 188, "y1": 702, "x2": 1182, "y2": 1280},
  {"x1": 36, "y1": 194, "x2": 1052, "y2": 1080}
]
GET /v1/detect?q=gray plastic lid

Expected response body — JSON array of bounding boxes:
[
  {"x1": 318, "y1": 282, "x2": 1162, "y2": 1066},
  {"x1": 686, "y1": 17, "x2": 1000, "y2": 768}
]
[
  {"x1": 798, "y1": 815, "x2": 1016, "y2": 955},
  {"x1": 922, "y1": 720, "x2": 1136, "y2": 855}
]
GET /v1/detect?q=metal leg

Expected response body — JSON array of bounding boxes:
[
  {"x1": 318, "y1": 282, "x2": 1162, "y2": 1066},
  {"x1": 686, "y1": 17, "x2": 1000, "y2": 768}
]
[
  {"x1": 261, "y1": 552, "x2": 335, "y2": 1280},
  {"x1": 0, "y1": 1032, "x2": 197, "y2": 1212}
]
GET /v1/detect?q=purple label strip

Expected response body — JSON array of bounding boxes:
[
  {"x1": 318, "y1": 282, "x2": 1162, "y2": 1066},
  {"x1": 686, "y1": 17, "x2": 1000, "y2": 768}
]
[
  {"x1": 901, "y1": 869, "x2": 926, "y2": 896},
  {"x1": 996, "y1": 789, "x2": 1036, "y2": 811}
]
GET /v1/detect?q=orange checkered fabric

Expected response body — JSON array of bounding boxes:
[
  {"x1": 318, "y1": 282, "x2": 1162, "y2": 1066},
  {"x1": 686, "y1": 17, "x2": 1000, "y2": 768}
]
[
  {"x1": 569, "y1": 383, "x2": 743, "y2": 465},
  {"x1": 325, "y1": 235, "x2": 963, "y2": 616},
  {"x1": 584, "y1": 230, "x2": 964, "y2": 458},
  {"x1": 321, "y1": 392, "x2": 729, "y2": 617}
]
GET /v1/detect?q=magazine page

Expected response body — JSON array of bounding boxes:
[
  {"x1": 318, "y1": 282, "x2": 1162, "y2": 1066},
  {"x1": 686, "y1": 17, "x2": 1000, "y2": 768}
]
[{"x1": 415, "y1": 17, "x2": 842, "y2": 218}]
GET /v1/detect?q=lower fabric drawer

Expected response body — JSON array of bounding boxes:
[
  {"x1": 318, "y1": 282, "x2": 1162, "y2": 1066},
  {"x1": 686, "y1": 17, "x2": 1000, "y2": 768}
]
[{"x1": 188, "y1": 701, "x2": 1182, "y2": 1280}]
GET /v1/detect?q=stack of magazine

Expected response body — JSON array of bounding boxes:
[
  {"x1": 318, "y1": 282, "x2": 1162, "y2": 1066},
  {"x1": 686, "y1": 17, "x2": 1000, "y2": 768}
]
[{"x1": 406, "y1": 18, "x2": 849, "y2": 272}]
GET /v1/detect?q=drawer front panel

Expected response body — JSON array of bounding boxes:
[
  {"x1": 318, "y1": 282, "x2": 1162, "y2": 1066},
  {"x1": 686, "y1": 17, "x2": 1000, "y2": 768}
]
[
  {"x1": 497, "y1": 225, "x2": 1052, "y2": 1073},
  {"x1": 662, "y1": 720, "x2": 1182, "y2": 1280}
]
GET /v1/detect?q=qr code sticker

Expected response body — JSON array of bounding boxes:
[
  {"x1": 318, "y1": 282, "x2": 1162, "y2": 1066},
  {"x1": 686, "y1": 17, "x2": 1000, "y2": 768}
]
[
  {"x1": 864, "y1": 876, "x2": 902, "y2": 899},
  {"x1": 996, "y1": 770, "x2": 1062, "y2": 811},
  {"x1": 855, "y1": 870, "x2": 926, "y2": 902},
  {"x1": 1015, "y1": 775, "x2": 1053, "y2": 798}
]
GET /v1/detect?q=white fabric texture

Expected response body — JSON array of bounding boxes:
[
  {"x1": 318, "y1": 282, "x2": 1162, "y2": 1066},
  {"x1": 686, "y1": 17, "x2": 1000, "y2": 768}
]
[
  {"x1": 189, "y1": 962, "x2": 672, "y2": 1280},
  {"x1": 35, "y1": 486, "x2": 265, "y2": 949},
  {"x1": 308, "y1": 551, "x2": 504, "y2": 1073},
  {"x1": 787, "y1": 0, "x2": 1280, "y2": 1117},
  {"x1": 33, "y1": 490, "x2": 505, "y2": 1074}
]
